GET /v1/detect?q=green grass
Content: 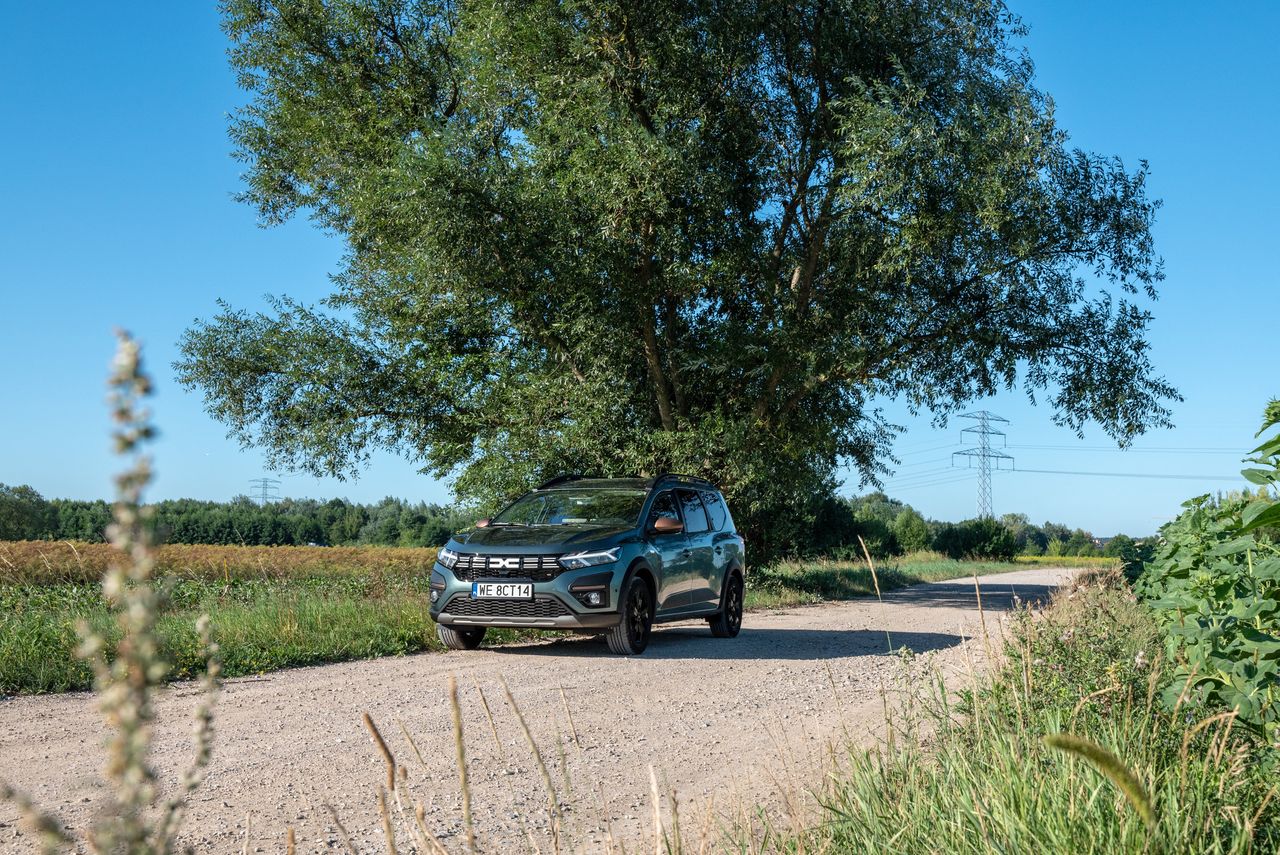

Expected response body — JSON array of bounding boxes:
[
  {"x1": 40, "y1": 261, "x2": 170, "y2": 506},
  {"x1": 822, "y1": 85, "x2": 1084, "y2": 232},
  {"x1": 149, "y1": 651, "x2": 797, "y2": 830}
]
[
  {"x1": 0, "y1": 576, "x2": 542, "y2": 694},
  {"x1": 740, "y1": 570, "x2": 1279, "y2": 854},
  {"x1": 1, "y1": 551, "x2": 1090, "y2": 695},
  {"x1": 744, "y1": 550, "x2": 1079, "y2": 610}
]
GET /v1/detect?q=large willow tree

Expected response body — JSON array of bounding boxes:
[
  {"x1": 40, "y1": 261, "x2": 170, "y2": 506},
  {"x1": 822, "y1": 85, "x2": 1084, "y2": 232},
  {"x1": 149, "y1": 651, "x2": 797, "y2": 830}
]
[{"x1": 180, "y1": 0, "x2": 1175, "y2": 556}]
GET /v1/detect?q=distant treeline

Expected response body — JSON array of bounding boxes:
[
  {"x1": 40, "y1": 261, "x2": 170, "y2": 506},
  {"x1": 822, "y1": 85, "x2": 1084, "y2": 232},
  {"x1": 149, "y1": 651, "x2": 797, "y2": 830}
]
[
  {"x1": 812, "y1": 492, "x2": 1145, "y2": 562},
  {"x1": 1, "y1": 482, "x2": 1141, "y2": 560},
  {"x1": 0, "y1": 484, "x2": 471, "y2": 548}
]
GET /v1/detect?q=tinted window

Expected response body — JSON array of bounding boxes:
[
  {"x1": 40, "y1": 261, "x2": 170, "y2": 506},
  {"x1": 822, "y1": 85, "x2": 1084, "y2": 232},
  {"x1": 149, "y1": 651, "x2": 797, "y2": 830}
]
[
  {"x1": 648, "y1": 491, "x2": 681, "y2": 528},
  {"x1": 677, "y1": 489, "x2": 710, "y2": 533},
  {"x1": 700, "y1": 490, "x2": 726, "y2": 531}
]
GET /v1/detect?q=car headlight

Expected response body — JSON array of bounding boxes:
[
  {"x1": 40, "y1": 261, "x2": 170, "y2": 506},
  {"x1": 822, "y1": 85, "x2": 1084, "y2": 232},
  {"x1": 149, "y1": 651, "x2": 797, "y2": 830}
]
[
  {"x1": 558, "y1": 547, "x2": 621, "y2": 571},
  {"x1": 437, "y1": 546, "x2": 460, "y2": 569}
]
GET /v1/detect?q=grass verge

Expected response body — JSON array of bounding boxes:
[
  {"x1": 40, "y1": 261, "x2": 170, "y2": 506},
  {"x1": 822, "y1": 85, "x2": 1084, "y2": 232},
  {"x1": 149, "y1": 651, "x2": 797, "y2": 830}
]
[
  {"x1": 1, "y1": 576, "x2": 535, "y2": 694},
  {"x1": 742, "y1": 569, "x2": 1279, "y2": 853},
  {"x1": 745, "y1": 550, "x2": 1106, "y2": 609}
]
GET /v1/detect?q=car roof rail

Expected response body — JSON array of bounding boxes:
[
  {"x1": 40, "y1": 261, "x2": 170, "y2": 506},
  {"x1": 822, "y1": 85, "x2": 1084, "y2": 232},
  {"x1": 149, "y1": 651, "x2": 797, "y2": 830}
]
[
  {"x1": 650, "y1": 473, "x2": 719, "y2": 490},
  {"x1": 535, "y1": 473, "x2": 586, "y2": 490}
]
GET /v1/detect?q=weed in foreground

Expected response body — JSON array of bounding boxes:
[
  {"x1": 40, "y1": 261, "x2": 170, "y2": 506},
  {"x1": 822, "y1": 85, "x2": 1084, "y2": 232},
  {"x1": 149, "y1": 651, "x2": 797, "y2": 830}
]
[{"x1": 0, "y1": 332, "x2": 220, "y2": 853}]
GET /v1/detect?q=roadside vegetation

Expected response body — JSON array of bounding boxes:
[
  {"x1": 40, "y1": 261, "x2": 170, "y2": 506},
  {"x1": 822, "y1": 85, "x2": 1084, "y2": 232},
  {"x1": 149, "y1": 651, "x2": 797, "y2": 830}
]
[
  {"x1": 741, "y1": 402, "x2": 1280, "y2": 853},
  {"x1": 746, "y1": 552, "x2": 1116, "y2": 610},
  {"x1": 745, "y1": 569, "x2": 1278, "y2": 853},
  {"x1": 1137, "y1": 401, "x2": 1280, "y2": 746},
  {"x1": 1, "y1": 541, "x2": 1063, "y2": 696}
]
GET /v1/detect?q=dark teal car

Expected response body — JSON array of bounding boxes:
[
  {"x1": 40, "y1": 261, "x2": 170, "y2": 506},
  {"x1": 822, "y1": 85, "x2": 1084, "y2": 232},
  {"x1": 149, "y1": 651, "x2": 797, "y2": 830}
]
[{"x1": 429, "y1": 475, "x2": 746, "y2": 654}]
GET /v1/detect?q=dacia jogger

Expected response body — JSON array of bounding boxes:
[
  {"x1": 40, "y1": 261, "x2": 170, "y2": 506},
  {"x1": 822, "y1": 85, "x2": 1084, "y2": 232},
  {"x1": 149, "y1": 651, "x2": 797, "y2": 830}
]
[{"x1": 429, "y1": 475, "x2": 746, "y2": 655}]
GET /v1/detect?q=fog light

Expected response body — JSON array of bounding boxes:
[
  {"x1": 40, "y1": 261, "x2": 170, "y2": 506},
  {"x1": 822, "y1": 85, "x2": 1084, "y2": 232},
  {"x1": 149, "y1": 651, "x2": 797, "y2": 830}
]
[
  {"x1": 572, "y1": 588, "x2": 608, "y2": 608},
  {"x1": 430, "y1": 589, "x2": 440, "y2": 603}
]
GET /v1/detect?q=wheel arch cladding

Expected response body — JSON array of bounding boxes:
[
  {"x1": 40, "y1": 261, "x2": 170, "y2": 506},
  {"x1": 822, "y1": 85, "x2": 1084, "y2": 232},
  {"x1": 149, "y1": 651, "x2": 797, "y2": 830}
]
[{"x1": 627, "y1": 559, "x2": 657, "y2": 600}]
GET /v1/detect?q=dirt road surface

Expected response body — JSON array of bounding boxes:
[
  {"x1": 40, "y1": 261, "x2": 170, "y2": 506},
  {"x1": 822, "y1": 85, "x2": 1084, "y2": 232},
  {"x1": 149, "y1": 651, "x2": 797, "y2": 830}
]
[{"x1": 0, "y1": 566, "x2": 1075, "y2": 853}]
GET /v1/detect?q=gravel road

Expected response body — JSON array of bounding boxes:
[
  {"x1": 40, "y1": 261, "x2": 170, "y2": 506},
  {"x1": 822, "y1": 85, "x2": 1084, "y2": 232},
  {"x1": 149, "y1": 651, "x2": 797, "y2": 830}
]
[{"x1": 0, "y1": 566, "x2": 1074, "y2": 853}]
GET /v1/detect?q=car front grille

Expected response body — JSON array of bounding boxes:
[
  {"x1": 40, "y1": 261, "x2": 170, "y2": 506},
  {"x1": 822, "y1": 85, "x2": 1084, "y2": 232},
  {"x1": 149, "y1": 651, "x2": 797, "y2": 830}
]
[
  {"x1": 450, "y1": 553, "x2": 564, "y2": 582},
  {"x1": 442, "y1": 595, "x2": 572, "y2": 619}
]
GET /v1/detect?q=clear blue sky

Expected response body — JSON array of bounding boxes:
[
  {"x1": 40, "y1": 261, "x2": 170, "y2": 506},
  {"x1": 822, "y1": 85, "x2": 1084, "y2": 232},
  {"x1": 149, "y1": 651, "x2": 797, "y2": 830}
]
[{"x1": 0, "y1": 2, "x2": 1274, "y2": 536}]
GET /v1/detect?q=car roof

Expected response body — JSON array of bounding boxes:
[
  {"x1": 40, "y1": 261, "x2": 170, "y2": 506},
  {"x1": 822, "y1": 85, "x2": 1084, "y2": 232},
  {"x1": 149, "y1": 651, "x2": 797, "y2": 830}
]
[
  {"x1": 534, "y1": 474, "x2": 720, "y2": 492},
  {"x1": 536, "y1": 478, "x2": 652, "y2": 491}
]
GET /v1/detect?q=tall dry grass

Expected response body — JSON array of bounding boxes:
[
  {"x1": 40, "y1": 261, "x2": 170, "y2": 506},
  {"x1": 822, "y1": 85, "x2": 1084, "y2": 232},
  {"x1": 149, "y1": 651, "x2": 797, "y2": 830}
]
[{"x1": 0, "y1": 540, "x2": 439, "y2": 585}]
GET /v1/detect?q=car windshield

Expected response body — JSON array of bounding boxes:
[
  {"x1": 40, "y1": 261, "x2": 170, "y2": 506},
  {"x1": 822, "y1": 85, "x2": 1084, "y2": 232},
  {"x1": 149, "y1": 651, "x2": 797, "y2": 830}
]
[{"x1": 492, "y1": 489, "x2": 647, "y2": 527}]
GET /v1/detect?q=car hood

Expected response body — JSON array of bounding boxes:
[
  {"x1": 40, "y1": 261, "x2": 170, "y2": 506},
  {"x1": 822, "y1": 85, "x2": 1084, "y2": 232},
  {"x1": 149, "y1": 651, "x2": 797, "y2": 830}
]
[{"x1": 457, "y1": 523, "x2": 633, "y2": 550}]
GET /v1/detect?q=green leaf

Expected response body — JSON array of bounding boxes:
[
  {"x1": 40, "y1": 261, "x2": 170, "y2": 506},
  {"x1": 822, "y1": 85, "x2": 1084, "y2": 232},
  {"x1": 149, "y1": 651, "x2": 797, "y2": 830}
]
[
  {"x1": 1252, "y1": 558, "x2": 1280, "y2": 581},
  {"x1": 1241, "y1": 502, "x2": 1280, "y2": 533},
  {"x1": 1254, "y1": 400, "x2": 1280, "y2": 437},
  {"x1": 1242, "y1": 468, "x2": 1277, "y2": 486},
  {"x1": 1231, "y1": 597, "x2": 1280, "y2": 621},
  {"x1": 1207, "y1": 535, "x2": 1257, "y2": 557},
  {"x1": 1239, "y1": 625, "x2": 1280, "y2": 655}
]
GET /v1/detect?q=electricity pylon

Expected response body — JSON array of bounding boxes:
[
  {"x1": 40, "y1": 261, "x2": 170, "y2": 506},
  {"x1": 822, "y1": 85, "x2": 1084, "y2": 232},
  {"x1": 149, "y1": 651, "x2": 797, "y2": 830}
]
[
  {"x1": 952, "y1": 411, "x2": 1014, "y2": 519},
  {"x1": 249, "y1": 477, "x2": 281, "y2": 505}
]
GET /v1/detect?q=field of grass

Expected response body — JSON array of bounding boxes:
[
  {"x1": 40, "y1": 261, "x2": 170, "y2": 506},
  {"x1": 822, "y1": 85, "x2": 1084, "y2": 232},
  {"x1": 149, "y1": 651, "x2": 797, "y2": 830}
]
[
  {"x1": 741, "y1": 570, "x2": 1279, "y2": 853},
  {"x1": 0, "y1": 539, "x2": 439, "y2": 584},
  {"x1": 745, "y1": 551, "x2": 1117, "y2": 609},
  {"x1": 0, "y1": 541, "x2": 1102, "y2": 695}
]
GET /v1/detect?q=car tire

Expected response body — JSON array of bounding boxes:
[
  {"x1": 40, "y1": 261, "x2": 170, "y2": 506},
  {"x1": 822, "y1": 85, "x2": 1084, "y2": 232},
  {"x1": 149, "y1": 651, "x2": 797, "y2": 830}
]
[
  {"x1": 607, "y1": 575, "x2": 654, "y2": 655},
  {"x1": 709, "y1": 571, "x2": 744, "y2": 638},
  {"x1": 437, "y1": 624, "x2": 486, "y2": 650}
]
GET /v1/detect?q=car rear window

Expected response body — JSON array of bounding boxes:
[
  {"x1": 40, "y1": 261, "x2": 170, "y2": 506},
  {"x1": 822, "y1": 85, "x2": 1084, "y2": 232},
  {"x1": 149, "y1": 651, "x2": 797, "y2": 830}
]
[
  {"x1": 700, "y1": 490, "x2": 727, "y2": 531},
  {"x1": 677, "y1": 489, "x2": 710, "y2": 533}
]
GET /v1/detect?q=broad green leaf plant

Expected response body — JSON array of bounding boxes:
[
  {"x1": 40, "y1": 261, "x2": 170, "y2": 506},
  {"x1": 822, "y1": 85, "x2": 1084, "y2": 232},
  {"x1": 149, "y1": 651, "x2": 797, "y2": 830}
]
[{"x1": 1138, "y1": 400, "x2": 1280, "y2": 745}]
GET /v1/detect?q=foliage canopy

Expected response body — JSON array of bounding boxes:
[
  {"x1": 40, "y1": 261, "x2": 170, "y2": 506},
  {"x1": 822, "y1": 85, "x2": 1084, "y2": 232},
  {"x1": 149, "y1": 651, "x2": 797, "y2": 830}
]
[{"x1": 179, "y1": 0, "x2": 1175, "y2": 555}]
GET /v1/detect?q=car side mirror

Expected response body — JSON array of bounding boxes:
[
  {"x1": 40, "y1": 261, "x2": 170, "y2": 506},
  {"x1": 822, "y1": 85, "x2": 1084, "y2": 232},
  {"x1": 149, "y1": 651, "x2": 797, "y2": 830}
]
[
  {"x1": 475, "y1": 518, "x2": 491, "y2": 528},
  {"x1": 651, "y1": 517, "x2": 684, "y2": 534}
]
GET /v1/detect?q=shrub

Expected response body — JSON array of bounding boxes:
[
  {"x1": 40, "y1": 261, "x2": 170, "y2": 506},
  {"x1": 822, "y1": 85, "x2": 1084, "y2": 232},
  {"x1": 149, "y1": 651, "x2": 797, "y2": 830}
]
[
  {"x1": 933, "y1": 517, "x2": 1018, "y2": 561},
  {"x1": 891, "y1": 508, "x2": 931, "y2": 553}
]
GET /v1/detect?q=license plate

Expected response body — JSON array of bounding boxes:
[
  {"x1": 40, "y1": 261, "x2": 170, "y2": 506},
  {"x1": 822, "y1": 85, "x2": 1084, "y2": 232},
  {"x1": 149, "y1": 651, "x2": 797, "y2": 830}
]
[{"x1": 471, "y1": 582, "x2": 534, "y2": 600}]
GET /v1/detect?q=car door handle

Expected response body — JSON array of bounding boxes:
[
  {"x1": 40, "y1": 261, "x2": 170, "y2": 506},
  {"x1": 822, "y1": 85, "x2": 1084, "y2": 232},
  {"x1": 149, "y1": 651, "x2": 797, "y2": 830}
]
[
  {"x1": 681, "y1": 549, "x2": 692, "y2": 557},
  {"x1": 714, "y1": 546, "x2": 723, "y2": 555}
]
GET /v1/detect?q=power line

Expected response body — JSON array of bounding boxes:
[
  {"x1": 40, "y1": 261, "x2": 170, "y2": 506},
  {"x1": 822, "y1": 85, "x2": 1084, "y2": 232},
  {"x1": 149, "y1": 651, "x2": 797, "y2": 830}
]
[
  {"x1": 1009, "y1": 468, "x2": 1239, "y2": 482},
  {"x1": 886, "y1": 474, "x2": 978, "y2": 492},
  {"x1": 894, "y1": 441, "x2": 963, "y2": 457},
  {"x1": 893, "y1": 456, "x2": 956, "y2": 469},
  {"x1": 885, "y1": 473, "x2": 962, "y2": 486},
  {"x1": 885, "y1": 465, "x2": 964, "y2": 481},
  {"x1": 1009, "y1": 444, "x2": 1239, "y2": 454},
  {"x1": 893, "y1": 438, "x2": 963, "y2": 453}
]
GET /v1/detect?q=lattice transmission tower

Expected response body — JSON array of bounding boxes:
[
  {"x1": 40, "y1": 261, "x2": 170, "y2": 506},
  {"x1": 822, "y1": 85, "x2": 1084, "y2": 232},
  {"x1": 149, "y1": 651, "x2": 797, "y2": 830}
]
[
  {"x1": 249, "y1": 477, "x2": 281, "y2": 505},
  {"x1": 952, "y1": 411, "x2": 1014, "y2": 519}
]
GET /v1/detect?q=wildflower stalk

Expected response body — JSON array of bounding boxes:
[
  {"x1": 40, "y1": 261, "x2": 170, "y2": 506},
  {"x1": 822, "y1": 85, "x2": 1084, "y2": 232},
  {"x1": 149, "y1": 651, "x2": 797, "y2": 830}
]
[{"x1": 2, "y1": 332, "x2": 220, "y2": 853}]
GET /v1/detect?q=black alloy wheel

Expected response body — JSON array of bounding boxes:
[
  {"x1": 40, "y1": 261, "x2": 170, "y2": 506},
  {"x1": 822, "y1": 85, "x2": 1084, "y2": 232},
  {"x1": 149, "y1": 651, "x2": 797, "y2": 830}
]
[
  {"x1": 607, "y1": 575, "x2": 654, "y2": 655},
  {"x1": 709, "y1": 572, "x2": 744, "y2": 638}
]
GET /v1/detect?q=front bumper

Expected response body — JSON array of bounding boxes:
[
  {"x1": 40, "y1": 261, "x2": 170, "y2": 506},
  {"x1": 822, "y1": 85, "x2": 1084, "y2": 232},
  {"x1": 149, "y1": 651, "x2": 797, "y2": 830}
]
[{"x1": 430, "y1": 563, "x2": 622, "y2": 630}]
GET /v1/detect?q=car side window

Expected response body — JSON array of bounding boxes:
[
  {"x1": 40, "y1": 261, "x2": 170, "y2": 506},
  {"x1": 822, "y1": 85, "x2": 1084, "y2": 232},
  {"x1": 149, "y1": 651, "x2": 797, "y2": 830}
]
[
  {"x1": 677, "y1": 489, "x2": 710, "y2": 534},
  {"x1": 648, "y1": 491, "x2": 681, "y2": 529},
  {"x1": 700, "y1": 490, "x2": 726, "y2": 531}
]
